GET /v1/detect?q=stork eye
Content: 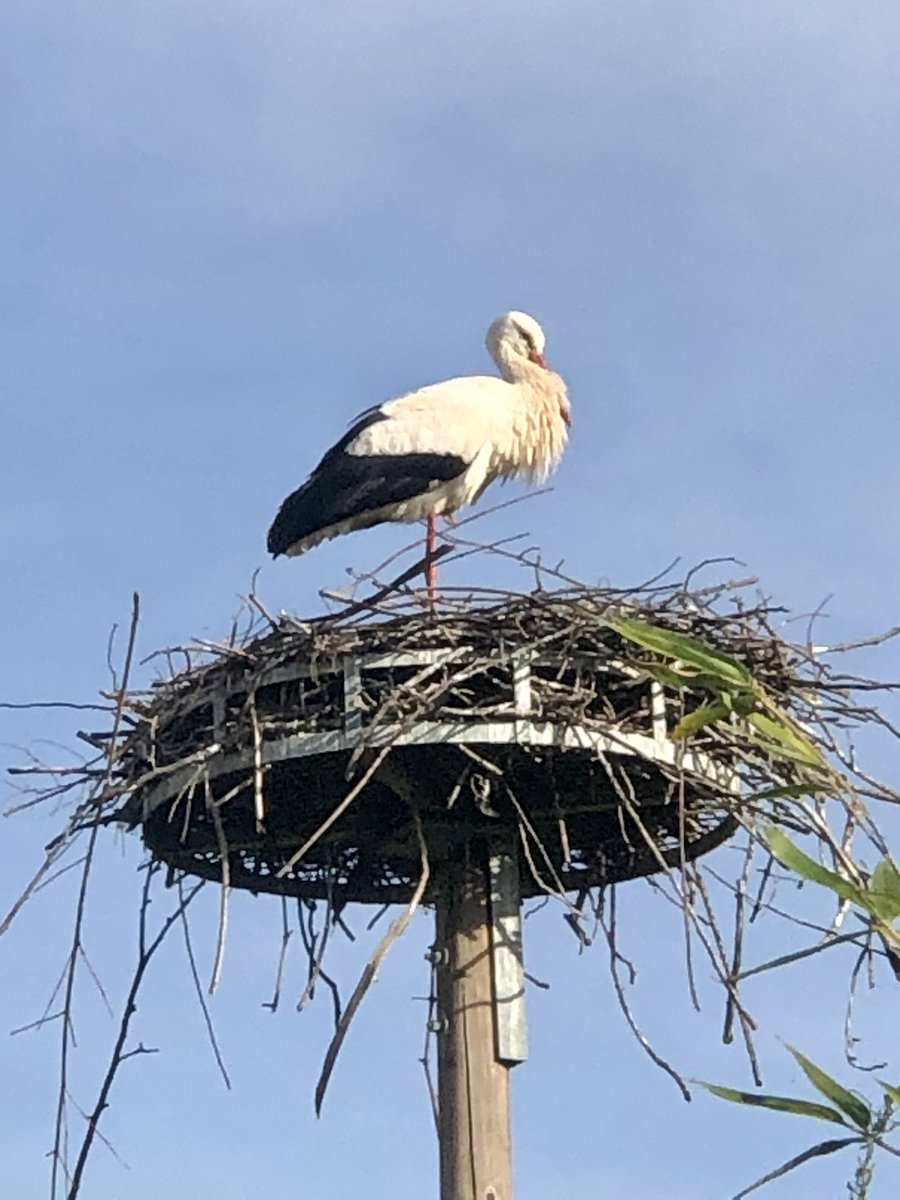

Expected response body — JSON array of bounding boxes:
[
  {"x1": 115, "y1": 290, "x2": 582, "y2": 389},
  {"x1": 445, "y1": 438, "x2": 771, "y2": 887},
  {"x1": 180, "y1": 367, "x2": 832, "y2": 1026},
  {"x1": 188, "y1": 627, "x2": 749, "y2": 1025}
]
[{"x1": 516, "y1": 325, "x2": 535, "y2": 349}]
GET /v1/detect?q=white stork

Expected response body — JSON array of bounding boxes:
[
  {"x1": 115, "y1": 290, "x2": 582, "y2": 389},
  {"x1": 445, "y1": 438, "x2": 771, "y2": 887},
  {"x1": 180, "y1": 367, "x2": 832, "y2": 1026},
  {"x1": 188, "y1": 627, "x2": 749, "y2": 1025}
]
[{"x1": 266, "y1": 311, "x2": 571, "y2": 591}]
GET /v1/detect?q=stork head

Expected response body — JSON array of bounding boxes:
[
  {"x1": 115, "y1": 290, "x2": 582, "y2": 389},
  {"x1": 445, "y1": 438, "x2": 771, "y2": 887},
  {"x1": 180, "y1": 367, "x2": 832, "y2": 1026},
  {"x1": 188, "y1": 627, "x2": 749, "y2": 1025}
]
[{"x1": 487, "y1": 311, "x2": 548, "y2": 376}]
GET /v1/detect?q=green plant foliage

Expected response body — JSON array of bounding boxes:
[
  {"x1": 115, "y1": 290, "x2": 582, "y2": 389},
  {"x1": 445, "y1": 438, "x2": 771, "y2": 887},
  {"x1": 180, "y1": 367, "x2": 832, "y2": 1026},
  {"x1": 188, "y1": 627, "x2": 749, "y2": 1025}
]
[
  {"x1": 699, "y1": 1082, "x2": 849, "y2": 1125},
  {"x1": 705, "y1": 1050, "x2": 899, "y2": 1200},
  {"x1": 786, "y1": 1046, "x2": 871, "y2": 1131},
  {"x1": 868, "y1": 857, "x2": 900, "y2": 922},
  {"x1": 746, "y1": 712, "x2": 826, "y2": 768},
  {"x1": 671, "y1": 702, "x2": 731, "y2": 740},
  {"x1": 602, "y1": 615, "x2": 753, "y2": 687},
  {"x1": 730, "y1": 1139, "x2": 862, "y2": 1200},
  {"x1": 764, "y1": 828, "x2": 900, "y2": 952},
  {"x1": 603, "y1": 612, "x2": 835, "y2": 778},
  {"x1": 763, "y1": 827, "x2": 868, "y2": 908}
]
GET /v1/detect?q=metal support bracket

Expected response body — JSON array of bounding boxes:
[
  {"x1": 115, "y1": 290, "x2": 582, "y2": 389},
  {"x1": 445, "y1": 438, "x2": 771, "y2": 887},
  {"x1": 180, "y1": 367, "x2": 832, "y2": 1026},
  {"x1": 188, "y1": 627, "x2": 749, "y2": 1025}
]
[{"x1": 488, "y1": 846, "x2": 528, "y2": 1066}]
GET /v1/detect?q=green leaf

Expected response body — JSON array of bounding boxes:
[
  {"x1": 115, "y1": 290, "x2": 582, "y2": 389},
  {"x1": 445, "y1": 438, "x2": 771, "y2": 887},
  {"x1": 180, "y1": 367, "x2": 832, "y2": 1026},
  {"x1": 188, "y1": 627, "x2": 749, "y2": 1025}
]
[
  {"x1": 747, "y1": 712, "x2": 825, "y2": 768},
  {"x1": 630, "y1": 661, "x2": 752, "y2": 696},
  {"x1": 699, "y1": 1082, "x2": 848, "y2": 1125},
  {"x1": 763, "y1": 828, "x2": 868, "y2": 909},
  {"x1": 879, "y1": 1081, "x2": 900, "y2": 1107},
  {"x1": 868, "y1": 857, "x2": 900, "y2": 922},
  {"x1": 731, "y1": 1138, "x2": 861, "y2": 1200},
  {"x1": 604, "y1": 616, "x2": 753, "y2": 688},
  {"x1": 628, "y1": 661, "x2": 696, "y2": 690},
  {"x1": 671, "y1": 702, "x2": 732, "y2": 740},
  {"x1": 786, "y1": 1046, "x2": 871, "y2": 1130},
  {"x1": 730, "y1": 691, "x2": 758, "y2": 716}
]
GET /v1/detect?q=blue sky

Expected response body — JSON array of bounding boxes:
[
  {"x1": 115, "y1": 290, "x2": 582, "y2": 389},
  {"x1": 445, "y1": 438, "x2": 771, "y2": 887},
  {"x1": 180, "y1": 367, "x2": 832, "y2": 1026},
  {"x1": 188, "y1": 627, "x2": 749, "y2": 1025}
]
[{"x1": 3, "y1": 2, "x2": 900, "y2": 1196}]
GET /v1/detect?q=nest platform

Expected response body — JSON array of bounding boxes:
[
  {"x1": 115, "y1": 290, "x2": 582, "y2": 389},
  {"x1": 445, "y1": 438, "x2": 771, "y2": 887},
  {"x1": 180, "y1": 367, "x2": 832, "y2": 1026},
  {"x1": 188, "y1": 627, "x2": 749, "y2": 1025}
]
[{"x1": 117, "y1": 594, "x2": 748, "y2": 904}]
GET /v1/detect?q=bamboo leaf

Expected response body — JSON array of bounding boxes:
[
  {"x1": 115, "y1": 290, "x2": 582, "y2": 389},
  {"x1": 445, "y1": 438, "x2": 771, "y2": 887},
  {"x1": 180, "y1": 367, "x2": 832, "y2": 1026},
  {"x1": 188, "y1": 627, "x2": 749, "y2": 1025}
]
[
  {"x1": 671, "y1": 703, "x2": 731, "y2": 740},
  {"x1": 628, "y1": 661, "x2": 696, "y2": 690},
  {"x1": 604, "y1": 616, "x2": 753, "y2": 688},
  {"x1": 731, "y1": 1138, "x2": 861, "y2": 1200},
  {"x1": 879, "y1": 1081, "x2": 900, "y2": 1107},
  {"x1": 868, "y1": 857, "x2": 900, "y2": 922},
  {"x1": 700, "y1": 1082, "x2": 848, "y2": 1125},
  {"x1": 730, "y1": 691, "x2": 758, "y2": 716},
  {"x1": 746, "y1": 712, "x2": 825, "y2": 768},
  {"x1": 628, "y1": 660, "x2": 751, "y2": 695},
  {"x1": 763, "y1": 828, "x2": 868, "y2": 909},
  {"x1": 786, "y1": 1046, "x2": 871, "y2": 1130}
]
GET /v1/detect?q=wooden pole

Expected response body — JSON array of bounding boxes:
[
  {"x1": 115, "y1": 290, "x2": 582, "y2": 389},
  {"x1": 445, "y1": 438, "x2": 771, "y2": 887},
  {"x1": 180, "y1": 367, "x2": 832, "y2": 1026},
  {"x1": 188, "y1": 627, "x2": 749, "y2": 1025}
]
[{"x1": 434, "y1": 850, "x2": 518, "y2": 1200}]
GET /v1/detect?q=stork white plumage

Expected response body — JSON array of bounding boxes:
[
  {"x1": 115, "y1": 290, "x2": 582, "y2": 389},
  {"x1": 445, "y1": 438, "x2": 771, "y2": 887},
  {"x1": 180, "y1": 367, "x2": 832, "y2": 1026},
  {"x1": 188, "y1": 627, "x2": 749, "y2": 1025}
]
[{"x1": 267, "y1": 311, "x2": 571, "y2": 593}]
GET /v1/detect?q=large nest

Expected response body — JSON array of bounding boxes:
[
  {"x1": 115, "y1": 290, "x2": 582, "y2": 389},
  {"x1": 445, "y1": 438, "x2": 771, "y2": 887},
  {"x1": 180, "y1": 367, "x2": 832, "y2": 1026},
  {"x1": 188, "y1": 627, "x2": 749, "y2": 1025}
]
[
  {"x1": 4, "y1": 559, "x2": 899, "y2": 1182},
  {"x1": 109, "y1": 578, "x2": 859, "y2": 906}
]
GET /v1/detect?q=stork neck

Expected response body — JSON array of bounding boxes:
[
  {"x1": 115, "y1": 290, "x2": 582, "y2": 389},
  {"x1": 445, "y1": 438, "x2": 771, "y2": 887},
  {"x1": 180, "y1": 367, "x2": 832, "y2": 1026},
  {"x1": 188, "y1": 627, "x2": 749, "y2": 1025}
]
[{"x1": 495, "y1": 350, "x2": 546, "y2": 385}]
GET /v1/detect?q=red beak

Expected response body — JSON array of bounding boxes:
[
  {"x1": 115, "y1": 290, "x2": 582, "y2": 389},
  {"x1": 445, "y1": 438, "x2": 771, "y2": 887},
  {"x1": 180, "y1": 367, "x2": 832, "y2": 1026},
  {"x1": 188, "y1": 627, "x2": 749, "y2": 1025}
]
[{"x1": 528, "y1": 350, "x2": 548, "y2": 368}]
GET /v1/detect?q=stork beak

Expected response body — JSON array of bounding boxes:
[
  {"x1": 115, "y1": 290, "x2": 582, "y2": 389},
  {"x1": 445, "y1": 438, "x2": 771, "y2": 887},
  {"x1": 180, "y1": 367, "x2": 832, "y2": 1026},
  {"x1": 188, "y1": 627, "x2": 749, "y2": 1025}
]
[{"x1": 528, "y1": 350, "x2": 548, "y2": 368}]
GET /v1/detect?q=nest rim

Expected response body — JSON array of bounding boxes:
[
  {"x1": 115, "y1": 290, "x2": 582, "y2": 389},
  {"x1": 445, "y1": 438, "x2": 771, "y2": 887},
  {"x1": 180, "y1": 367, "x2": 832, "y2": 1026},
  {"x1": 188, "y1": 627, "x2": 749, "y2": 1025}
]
[{"x1": 120, "y1": 597, "x2": 750, "y2": 903}]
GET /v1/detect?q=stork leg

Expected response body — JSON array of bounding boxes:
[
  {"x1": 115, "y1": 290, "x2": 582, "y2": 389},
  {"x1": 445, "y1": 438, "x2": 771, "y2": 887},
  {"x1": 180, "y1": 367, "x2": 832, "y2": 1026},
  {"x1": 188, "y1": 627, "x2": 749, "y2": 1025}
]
[{"x1": 425, "y1": 511, "x2": 438, "y2": 603}]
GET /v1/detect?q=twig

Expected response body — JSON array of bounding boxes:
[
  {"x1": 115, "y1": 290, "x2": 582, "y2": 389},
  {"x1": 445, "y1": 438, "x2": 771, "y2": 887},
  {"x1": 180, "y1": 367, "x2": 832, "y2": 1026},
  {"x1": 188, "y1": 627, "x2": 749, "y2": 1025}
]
[
  {"x1": 598, "y1": 891, "x2": 691, "y2": 1102},
  {"x1": 177, "y1": 880, "x2": 231, "y2": 1089},
  {"x1": 66, "y1": 871, "x2": 203, "y2": 1199},
  {"x1": 276, "y1": 746, "x2": 393, "y2": 878},
  {"x1": 53, "y1": 592, "x2": 140, "y2": 1200},
  {"x1": 207, "y1": 779, "x2": 231, "y2": 995},
  {"x1": 0, "y1": 701, "x2": 112, "y2": 712},
  {"x1": 314, "y1": 810, "x2": 429, "y2": 1115},
  {"x1": 262, "y1": 897, "x2": 293, "y2": 1014}
]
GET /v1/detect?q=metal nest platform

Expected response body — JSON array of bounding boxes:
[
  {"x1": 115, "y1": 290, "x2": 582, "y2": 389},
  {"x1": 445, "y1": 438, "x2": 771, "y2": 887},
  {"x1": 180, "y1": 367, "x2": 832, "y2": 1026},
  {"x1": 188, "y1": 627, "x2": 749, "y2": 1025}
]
[{"x1": 118, "y1": 595, "x2": 745, "y2": 903}]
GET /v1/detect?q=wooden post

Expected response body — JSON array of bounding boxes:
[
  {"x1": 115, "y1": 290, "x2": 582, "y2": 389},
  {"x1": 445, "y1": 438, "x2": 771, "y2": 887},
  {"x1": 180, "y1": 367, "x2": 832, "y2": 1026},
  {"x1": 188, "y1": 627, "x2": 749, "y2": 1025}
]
[{"x1": 434, "y1": 849, "x2": 520, "y2": 1200}]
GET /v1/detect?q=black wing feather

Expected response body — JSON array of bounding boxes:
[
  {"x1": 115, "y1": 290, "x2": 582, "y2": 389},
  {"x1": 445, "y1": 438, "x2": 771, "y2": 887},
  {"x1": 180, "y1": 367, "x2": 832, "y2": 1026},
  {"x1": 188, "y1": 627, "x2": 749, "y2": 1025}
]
[{"x1": 267, "y1": 446, "x2": 469, "y2": 557}]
